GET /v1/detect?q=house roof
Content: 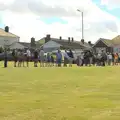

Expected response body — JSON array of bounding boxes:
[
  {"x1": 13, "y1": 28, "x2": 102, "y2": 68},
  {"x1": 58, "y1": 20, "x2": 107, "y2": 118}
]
[
  {"x1": 93, "y1": 38, "x2": 113, "y2": 47},
  {"x1": 0, "y1": 28, "x2": 19, "y2": 38},
  {"x1": 112, "y1": 35, "x2": 120, "y2": 45},
  {"x1": 18, "y1": 42, "x2": 30, "y2": 48},
  {"x1": 100, "y1": 38, "x2": 113, "y2": 47},
  {"x1": 93, "y1": 35, "x2": 120, "y2": 48},
  {"x1": 10, "y1": 42, "x2": 26, "y2": 49},
  {"x1": 19, "y1": 42, "x2": 42, "y2": 49},
  {"x1": 39, "y1": 37, "x2": 92, "y2": 50}
]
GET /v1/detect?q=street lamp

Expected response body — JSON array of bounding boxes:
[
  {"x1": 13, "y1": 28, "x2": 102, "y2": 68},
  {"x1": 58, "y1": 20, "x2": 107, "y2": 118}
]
[{"x1": 77, "y1": 9, "x2": 84, "y2": 40}]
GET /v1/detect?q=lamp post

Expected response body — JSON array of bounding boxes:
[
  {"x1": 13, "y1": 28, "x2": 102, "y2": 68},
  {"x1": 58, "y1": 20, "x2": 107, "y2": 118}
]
[{"x1": 77, "y1": 9, "x2": 84, "y2": 40}]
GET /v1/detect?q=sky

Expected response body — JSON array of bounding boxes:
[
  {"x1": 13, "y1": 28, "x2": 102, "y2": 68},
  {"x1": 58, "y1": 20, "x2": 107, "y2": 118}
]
[{"x1": 0, "y1": 0, "x2": 120, "y2": 43}]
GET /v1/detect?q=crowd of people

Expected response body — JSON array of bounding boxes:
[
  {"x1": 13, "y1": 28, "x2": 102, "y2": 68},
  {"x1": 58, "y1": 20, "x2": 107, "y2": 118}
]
[
  {"x1": 76, "y1": 51, "x2": 120, "y2": 67},
  {"x1": 11, "y1": 49, "x2": 74, "y2": 67},
  {"x1": 3, "y1": 48, "x2": 120, "y2": 67}
]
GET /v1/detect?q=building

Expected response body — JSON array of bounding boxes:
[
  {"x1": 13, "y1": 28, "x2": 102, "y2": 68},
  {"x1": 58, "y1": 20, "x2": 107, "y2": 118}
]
[
  {"x1": 0, "y1": 26, "x2": 20, "y2": 47},
  {"x1": 112, "y1": 35, "x2": 120, "y2": 53},
  {"x1": 10, "y1": 42, "x2": 30, "y2": 49},
  {"x1": 93, "y1": 35, "x2": 120, "y2": 53},
  {"x1": 38, "y1": 35, "x2": 93, "y2": 52},
  {"x1": 93, "y1": 38, "x2": 113, "y2": 53}
]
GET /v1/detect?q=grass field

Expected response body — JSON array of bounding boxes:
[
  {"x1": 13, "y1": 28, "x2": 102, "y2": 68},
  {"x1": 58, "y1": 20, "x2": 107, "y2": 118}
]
[{"x1": 0, "y1": 63, "x2": 120, "y2": 120}]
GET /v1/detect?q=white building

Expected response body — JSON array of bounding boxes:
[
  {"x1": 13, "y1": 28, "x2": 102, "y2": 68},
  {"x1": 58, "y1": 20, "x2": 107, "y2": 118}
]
[{"x1": 0, "y1": 26, "x2": 20, "y2": 47}]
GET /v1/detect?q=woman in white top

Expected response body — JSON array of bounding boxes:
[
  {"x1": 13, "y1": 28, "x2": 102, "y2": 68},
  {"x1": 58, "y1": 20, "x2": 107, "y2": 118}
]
[{"x1": 26, "y1": 49, "x2": 31, "y2": 67}]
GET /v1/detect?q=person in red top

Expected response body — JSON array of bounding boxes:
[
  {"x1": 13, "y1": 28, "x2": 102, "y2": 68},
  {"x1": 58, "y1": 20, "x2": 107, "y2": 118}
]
[{"x1": 114, "y1": 53, "x2": 118, "y2": 65}]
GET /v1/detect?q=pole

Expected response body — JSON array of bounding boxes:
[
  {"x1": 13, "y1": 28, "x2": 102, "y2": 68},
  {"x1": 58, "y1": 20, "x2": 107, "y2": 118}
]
[
  {"x1": 77, "y1": 9, "x2": 84, "y2": 40},
  {"x1": 81, "y1": 12, "x2": 84, "y2": 40}
]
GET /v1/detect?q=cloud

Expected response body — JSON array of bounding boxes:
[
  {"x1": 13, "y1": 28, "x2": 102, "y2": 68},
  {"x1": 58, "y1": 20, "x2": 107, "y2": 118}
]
[
  {"x1": 0, "y1": 0, "x2": 120, "y2": 43},
  {"x1": 101, "y1": 0, "x2": 120, "y2": 9},
  {"x1": 0, "y1": 0, "x2": 80, "y2": 17}
]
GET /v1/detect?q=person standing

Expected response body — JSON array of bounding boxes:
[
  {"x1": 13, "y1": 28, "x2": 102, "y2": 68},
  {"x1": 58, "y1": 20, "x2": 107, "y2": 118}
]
[
  {"x1": 96, "y1": 53, "x2": 101, "y2": 66},
  {"x1": 107, "y1": 53, "x2": 112, "y2": 66},
  {"x1": 18, "y1": 49, "x2": 25, "y2": 67},
  {"x1": 18, "y1": 50, "x2": 22, "y2": 67},
  {"x1": 22, "y1": 50, "x2": 26, "y2": 67},
  {"x1": 63, "y1": 50, "x2": 68, "y2": 67},
  {"x1": 26, "y1": 49, "x2": 31, "y2": 67},
  {"x1": 47, "y1": 53, "x2": 51, "y2": 67},
  {"x1": 51, "y1": 53, "x2": 55, "y2": 67},
  {"x1": 34, "y1": 49, "x2": 38, "y2": 67},
  {"x1": 118, "y1": 52, "x2": 120, "y2": 64},
  {"x1": 114, "y1": 53, "x2": 118, "y2": 65},
  {"x1": 101, "y1": 50, "x2": 107, "y2": 66},
  {"x1": 67, "y1": 50, "x2": 74, "y2": 67},
  {"x1": 89, "y1": 51, "x2": 93, "y2": 66},
  {"x1": 4, "y1": 48, "x2": 8, "y2": 68},
  {"x1": 39, "y1": 49, "x2": 44, "y2": 67},
  {"x1": 12, "y1": 49, "x2": 18, "y2": 67},
  {"x1": 56, "y1": 50, "x2": 62, "y2": 67},
  {"x1": 80, "y1": 52, "x2": 84, "y2": 66}
]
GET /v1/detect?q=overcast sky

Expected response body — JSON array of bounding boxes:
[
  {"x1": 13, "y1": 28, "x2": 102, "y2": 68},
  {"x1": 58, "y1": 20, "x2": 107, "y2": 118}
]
[{"x1": 0, "y1": 0, "x2": 120, "y2": 43}]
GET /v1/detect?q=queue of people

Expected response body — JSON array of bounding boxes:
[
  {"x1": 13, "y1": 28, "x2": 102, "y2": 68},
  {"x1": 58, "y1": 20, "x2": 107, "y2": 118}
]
[
  {"x1": 76, "y1": 50, "x2": 120, "y2": 67},
  {"x1": 4, "y1": 48, "x2": 120, "y2": 68},
  {"x1": 11, "y1": 49, "x2": 74, "y2": 67}
]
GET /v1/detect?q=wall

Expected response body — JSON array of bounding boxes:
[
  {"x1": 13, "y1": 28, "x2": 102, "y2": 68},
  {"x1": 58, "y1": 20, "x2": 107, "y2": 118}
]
[
  {"x1": 0, "y1": 36, "x2": 19, "y2": 47},
  {"x1": 113, "y1": 45, "x2": 120, "y2": 53}
]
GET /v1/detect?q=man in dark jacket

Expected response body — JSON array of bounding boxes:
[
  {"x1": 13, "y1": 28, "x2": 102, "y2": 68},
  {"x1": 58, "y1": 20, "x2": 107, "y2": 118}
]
[
  {"x1": 34, "y1": 49, "x2": 38, "y2": 67},
  {"x1": 67, "y1": 50, "x2": 74, "y2": 67},
  {"x1": 4, "y1": 48, "x2": 8, "y2": 68},
  {"x1": 101, "y1": 50, "x2": 107, "y2": 66}
]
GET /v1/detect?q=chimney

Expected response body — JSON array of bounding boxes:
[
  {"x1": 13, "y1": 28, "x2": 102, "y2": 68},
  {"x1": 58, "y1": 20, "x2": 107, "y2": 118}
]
[
  {"x1": 81, "y1": 39, "x2": 84, "y2": 44},
  {"x1": 5, "y1": 26, "x2": 9, "y2": 32},
  {"x1": 60, "y1": 36, "x2": 62, "y2": 40},
  {"x1": 31, "y1": 37, "x2": 36, "y2": 48},
  {"x1": 45, "y1": 34, "x2": 51, "y2": 43},
  {"x1": 68, "y1": 37, "x2": 70, "y2": 42},
  {"x1": 71, "y1": 37, "x2": 74, "y2": 42},
  {"x1": 88, "y1": 41, "x2": 92, "y2": 45}
]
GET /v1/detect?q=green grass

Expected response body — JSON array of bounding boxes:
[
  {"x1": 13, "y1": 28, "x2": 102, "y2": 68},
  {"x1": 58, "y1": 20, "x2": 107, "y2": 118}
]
[{"x1": 0, "y1": 63, "x2": 120, "y2": 120}]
